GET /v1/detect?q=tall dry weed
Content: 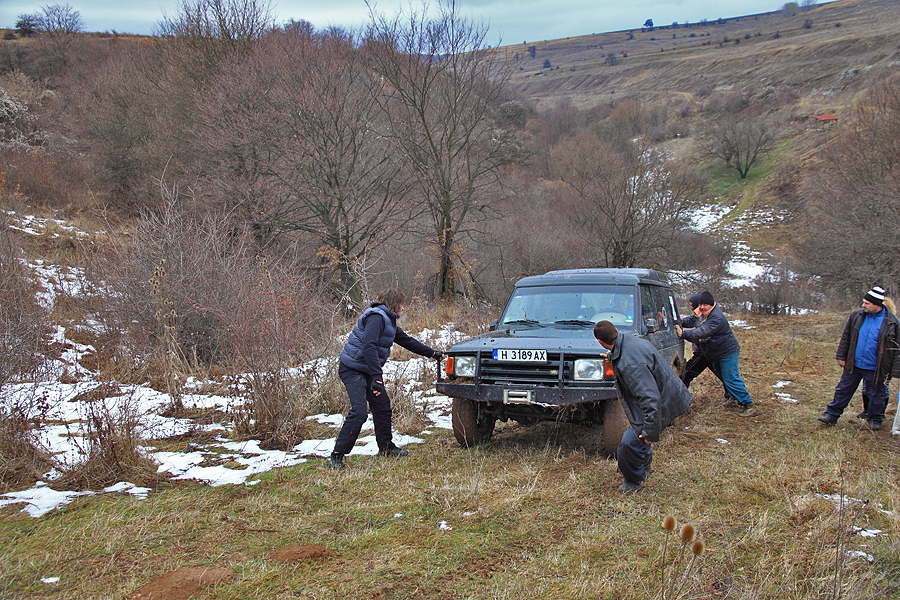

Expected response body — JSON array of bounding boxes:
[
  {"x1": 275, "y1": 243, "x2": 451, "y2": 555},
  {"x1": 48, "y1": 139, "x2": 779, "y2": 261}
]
[
  {"x1": 0, "y1": 387, "x2": 54, "y2": 492},
  {"x1": 54, "y1": 386, "x2": 158, "y2": 490}
]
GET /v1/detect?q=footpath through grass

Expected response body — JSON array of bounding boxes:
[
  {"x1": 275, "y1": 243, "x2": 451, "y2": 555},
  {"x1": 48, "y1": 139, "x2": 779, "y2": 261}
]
[{"x1": 1, "y1": 313, "x2": 899, "y2": 599}]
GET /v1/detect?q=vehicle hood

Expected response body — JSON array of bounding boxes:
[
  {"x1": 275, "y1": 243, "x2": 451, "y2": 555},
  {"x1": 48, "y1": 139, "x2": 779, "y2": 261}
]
[{"x1": 447, "y1": 326, "x2": 612, "y2": 354}]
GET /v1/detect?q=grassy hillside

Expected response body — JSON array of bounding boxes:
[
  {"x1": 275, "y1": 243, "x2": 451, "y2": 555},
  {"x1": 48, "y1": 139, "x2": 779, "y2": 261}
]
[{"x1": 503, "y1": 0, "x2": 900, "y2": 113}]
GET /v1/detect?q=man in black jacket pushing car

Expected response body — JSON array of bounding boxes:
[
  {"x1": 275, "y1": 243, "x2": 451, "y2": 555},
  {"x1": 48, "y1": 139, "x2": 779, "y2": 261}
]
[
  {"x1": 330, "y1": 289, "x2": 443, "y2": 470},
  {"x1": 595, "y1": 320, "x2": 693, "y2": 493}
]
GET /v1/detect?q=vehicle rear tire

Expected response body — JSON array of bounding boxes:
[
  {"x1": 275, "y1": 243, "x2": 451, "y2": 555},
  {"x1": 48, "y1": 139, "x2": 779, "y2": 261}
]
[
  {"x1": 601, "y1": 399, "x2": 629, "y2": 457},
  {"x1": 452, "y1": 398, "x2": 495, "y2": 447}
]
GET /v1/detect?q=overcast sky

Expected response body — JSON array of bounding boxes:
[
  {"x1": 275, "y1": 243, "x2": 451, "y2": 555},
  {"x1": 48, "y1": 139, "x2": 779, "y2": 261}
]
[{"x1": 1, "y1": 1, "x2": 798, "y2": 43}]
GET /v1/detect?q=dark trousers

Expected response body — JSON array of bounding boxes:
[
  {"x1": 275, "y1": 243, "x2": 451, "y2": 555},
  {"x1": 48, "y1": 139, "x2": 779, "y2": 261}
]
[
  {"x1": 618, "y1": 426, "x2": 651, "y2": 484},
  {"x1": 682, "y1": 353, "x2": 733, "y2": 399},
  {"x1": 825, "y1": 366, "x2": 888, "y2": 425},
  {"x1": 333, "y1": 363, "x2": 394, "y2": 455}
]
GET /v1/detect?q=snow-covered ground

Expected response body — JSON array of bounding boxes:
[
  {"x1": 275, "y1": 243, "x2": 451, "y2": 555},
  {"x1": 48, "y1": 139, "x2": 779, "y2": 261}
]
[
  {"x1": 0, "y1": 328, "x2": 459, "y2": 517},
  {"x1": 0, "y1": 210, "x2": 467, "y2": 518}
]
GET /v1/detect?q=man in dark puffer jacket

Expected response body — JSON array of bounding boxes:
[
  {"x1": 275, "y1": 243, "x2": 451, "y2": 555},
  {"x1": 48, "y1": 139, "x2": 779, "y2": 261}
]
[{"x1": 330, "y1": 289, "x2": 443, "y2": 469}]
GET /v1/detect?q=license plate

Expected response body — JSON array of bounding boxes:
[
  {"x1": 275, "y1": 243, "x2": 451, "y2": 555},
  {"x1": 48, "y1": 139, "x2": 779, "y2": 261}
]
[{"x1": 493, "y1": 348, "x2": 547, "y2": 362}]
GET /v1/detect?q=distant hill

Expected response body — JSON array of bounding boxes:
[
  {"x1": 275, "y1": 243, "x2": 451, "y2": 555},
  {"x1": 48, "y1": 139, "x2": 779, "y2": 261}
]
[{"x1": 499, "y1": 0, "x2": 900, "y2": 114}]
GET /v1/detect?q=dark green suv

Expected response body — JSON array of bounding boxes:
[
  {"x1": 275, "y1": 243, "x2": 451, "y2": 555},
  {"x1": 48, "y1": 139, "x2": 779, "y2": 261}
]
[{"x1": 437, "y1": 268, "x2": 684, "y2": 454}]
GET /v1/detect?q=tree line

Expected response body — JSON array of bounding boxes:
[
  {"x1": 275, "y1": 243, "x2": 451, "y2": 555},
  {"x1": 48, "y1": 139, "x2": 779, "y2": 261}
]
[{"x1": 2, "y1": 0, "x2": 897, "y2": 314}]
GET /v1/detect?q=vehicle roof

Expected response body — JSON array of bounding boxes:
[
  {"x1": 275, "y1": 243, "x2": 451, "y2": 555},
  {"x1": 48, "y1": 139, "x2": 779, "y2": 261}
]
[{"x1": 513, "y1": 268, "x2": 671, "y2": 287}]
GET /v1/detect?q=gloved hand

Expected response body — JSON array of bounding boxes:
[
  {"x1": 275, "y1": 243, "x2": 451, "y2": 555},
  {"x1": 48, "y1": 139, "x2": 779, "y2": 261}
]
[{"x1": 370, "y1": 380, "x2": 387, "y2": 396}]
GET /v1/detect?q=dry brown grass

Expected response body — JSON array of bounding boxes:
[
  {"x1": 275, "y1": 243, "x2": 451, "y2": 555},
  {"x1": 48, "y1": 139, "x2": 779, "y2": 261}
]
[{"x1": 2, "y1": 310, "x2": 898, "y2": 599}]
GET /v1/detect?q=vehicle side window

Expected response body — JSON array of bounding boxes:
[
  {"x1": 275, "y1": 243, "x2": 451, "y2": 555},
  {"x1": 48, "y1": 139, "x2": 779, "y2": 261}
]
[
  {"x1": 652, "y1": 286, "x2": 672, "y2": 330},
  {"x1": 640, "y1": 286, "x2": 656, "y2": 323}
]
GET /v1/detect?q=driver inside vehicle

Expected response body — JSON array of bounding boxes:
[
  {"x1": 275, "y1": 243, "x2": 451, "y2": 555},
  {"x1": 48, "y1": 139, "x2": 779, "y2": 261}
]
[
  {"x1": 612, "y1": 294, "x2": 633, "y2": 314},
  {"x1": 591, "y1": 293, "x2": 634, "y2": 325}
]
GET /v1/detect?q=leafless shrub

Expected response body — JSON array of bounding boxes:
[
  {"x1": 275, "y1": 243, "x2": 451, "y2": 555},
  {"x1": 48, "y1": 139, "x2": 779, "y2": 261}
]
[
  {"x1": 55, "y1": 387, "x2": 158, "y2": 490},
  {"x1": 0, "y1": 386, "x2": 54, "y2": 492},
  {"x1": 550, "y1": 132, "x2": 702, "y2": 268},
  {"x1": 207, "y1": 255, "x2": 335, "y2": 449},
  {"x1": 747, "y1": 264, "x2": 822, "y2": 315},
  {"x1": 0, "y1": 211, "x2": 52, "y2": 387},
  {"x1": 91, "y1": 178, "x2": 338, "y2": 425}
]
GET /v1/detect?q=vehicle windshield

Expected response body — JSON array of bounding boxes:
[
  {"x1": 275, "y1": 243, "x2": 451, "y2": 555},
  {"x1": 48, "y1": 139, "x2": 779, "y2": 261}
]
[{"x1": 500, "y1": 284, "x2": 636, "y2": 328}]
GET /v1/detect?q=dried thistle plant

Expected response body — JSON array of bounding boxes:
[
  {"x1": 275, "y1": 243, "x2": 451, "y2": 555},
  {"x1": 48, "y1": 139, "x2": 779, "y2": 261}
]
[{"x1": 658, "y1": 520, "x2": 705, "y2": 600}]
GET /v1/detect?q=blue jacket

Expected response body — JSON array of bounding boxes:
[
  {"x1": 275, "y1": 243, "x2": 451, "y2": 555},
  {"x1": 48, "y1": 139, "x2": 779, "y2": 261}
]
[
  {"x1": 680, "y1": 305, "x2": 740, "y2": 362},
  {"x1": 339, "y1": 303, "x2": 437, "y2": 378},
  {"x1": 608, "y1": 333, "x2": 693, "y2": 443}
]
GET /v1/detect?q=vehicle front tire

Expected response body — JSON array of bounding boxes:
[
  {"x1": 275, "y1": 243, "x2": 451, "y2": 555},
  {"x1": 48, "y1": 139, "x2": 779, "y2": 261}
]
[
  {"x1": 452, "y1": 397, "x2": 495, "y2": 447},
  {"x1": 601, "y1": 399, "x2": 629, "y2": 457}
]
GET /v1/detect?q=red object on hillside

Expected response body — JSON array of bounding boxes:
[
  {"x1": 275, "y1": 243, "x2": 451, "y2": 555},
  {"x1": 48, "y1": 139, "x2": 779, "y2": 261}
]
[{"x1": 814, "y1": 114, "x2": 838, "y2": 130}]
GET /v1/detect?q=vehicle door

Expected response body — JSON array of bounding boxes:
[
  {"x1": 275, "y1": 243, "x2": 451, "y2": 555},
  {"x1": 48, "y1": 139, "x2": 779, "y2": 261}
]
[{"x1": 639, "y1": 284, "x2": 680, "y2": 359}]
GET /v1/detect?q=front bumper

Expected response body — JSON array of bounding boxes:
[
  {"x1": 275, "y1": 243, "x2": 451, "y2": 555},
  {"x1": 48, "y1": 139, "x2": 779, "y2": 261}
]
[{"x1": 436, "y1": 381, "x2": 618, "y2": 407}]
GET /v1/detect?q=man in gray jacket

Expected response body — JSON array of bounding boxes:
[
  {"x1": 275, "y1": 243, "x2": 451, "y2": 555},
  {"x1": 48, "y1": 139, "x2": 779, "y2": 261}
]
[{"x1": 595, "y1": 321, "x2": 693, "y2": 493}]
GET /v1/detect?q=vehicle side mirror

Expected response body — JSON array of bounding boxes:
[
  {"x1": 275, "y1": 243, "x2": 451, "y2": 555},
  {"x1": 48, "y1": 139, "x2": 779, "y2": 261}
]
[
  {"x1": 489, "y1": 319, "x2": 500, "y2": 331},
  {"x1": 644, "y1": 317, "x2": 659, "y2": 333}
]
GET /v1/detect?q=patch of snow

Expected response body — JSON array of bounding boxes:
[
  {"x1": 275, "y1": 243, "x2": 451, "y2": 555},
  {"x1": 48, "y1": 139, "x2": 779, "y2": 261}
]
[
  {"x1": 852, "y1": 527, "x2": 882, "y2": 538},
  {"x1": 845, "y1": 550, "x2": 874, "y2": 563}
]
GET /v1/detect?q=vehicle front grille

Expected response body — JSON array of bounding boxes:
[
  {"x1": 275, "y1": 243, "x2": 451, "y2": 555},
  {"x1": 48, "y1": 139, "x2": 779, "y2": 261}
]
[{"x1": 476, "y1": 351, "x2": 600, "y2": 386}]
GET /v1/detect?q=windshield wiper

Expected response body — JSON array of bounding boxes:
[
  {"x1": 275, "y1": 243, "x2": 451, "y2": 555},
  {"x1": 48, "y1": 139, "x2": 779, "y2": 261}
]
[
  {"x1": 553, "y1": 319, "x2": 595, "y2": 327},
  {"x1": 503, "y1": 319, "x2": 541, "y2": 327}
]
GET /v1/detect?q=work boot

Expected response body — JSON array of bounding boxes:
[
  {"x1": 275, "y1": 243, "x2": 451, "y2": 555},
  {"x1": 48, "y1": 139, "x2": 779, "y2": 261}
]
[
  {"x1": 329, "y1": 452, "x2": 344, "y2": 470},
  {"x1": 618, "y1": 481, "x2": 642, "y2": 494},
  {"x1": 739, "y1": 405, "x2": 758, "y2": 418},
  {"x1": 379, "y1": 445, "x2": 409, "y2": 457},
  {"x1": 856, "y1": 411, "x2": 867, "y2": 419},
  {"x1": 817, "y1": 414, "x2": 838, "y2": 425}
]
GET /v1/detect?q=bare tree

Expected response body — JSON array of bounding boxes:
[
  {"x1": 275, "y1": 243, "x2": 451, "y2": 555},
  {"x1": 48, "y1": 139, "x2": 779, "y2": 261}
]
[
  {"x1": 551, "y1": 132, "x2": 701, "y2": 268},
  {"x1": 194, "y1": 28, "x2": 415, "y2": 302},
  {"x1": 702, "y1": 115, "x2": 776, "y2": 179},
  {"x1": 15, "y1": 14, "x2": 40, "y2": 37},
  {"x1": 799, "y1": 78, "x2": 900, "y2": 296},
  {"x1": 38, "y1": 4, "x2": 84, "y2": 38},
  {"x1": 156, "y1": 0, "x2": 275, "y2": 70},
  {"x1": 781, "y1": 2, "x2": 800, "y2": 17},
  {"x1": 366, "y1": 0, "x2": 520, "y2": 300}
]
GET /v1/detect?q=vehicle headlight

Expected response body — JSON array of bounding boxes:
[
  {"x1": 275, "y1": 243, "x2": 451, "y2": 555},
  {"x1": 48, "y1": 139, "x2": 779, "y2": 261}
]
[
  {"x1": 449, "y1": 355, "x2": 477, "y2": 378},
  {"x1": 574, "y1": 358, "x2": 605, "y2": 381}
]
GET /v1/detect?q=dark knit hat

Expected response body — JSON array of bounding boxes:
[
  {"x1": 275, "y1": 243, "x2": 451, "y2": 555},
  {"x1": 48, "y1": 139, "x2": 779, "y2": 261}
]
[
  {"x1": 689, "y1": 294, "x2": 702, "y2": 309},
  {"x1": 864, "y1": 286, "x2": 885, "y2": 306},
  {"x1": 698, "y1": 291, "x2": 715, "y2": 306}
]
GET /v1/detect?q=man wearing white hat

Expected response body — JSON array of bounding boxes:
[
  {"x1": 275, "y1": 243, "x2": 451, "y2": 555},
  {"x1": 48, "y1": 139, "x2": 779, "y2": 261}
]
[{"x1": 818, "y1": 286, "x2": 900, "y2": 431}]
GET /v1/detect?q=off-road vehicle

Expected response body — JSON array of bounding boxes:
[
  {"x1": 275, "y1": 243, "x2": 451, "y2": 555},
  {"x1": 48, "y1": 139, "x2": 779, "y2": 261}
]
[{"x1": 437, "y1": 268, "x2": 684, "y2": 454}]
